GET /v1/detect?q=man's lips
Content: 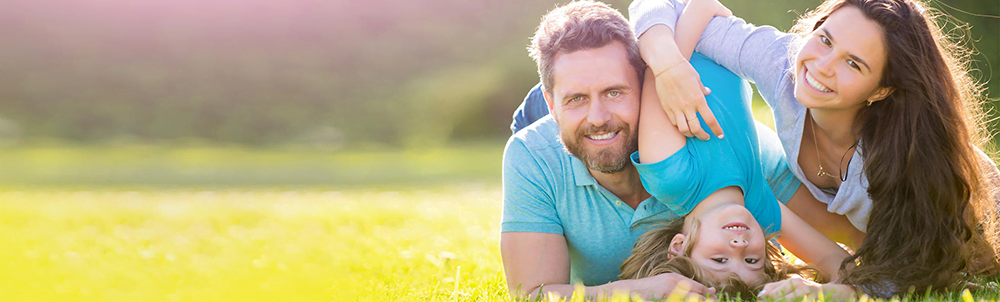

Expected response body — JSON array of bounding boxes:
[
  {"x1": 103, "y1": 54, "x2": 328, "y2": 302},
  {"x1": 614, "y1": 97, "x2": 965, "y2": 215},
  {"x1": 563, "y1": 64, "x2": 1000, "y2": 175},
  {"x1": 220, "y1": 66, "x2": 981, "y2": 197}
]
[{"x1": 586, "y1": 131, "x2": 618, "y2": 141}]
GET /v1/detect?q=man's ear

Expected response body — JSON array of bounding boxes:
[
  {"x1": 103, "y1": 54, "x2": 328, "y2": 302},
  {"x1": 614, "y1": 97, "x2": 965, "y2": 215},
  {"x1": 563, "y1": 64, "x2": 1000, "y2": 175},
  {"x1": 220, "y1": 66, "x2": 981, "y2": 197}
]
[
  {"x1": 543, "y1": 89, "x2": 559, "y2": 122},
  {"x1": 869, "y1": 86, "x2": 895, "y2": 103},
  {"x1": 667, "y1": 233, "x2": 686, "y2": 259},
  {"x1": 543, "y1": 89, "x2": 555, "y2": 112}
]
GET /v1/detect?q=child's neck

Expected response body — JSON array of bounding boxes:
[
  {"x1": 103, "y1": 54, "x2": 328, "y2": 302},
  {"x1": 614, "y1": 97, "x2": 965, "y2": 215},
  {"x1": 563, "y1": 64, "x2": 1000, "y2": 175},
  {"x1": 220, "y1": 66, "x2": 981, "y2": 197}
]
[{"x1": 687, "y1": 186, "x2": 744, "y2": 220}]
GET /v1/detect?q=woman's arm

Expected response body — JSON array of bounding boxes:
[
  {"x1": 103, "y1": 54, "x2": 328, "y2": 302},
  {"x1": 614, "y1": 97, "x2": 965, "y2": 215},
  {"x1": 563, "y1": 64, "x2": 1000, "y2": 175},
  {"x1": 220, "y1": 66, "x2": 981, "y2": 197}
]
[
  {"x1": 775, "y1": 202, "x2": 850, "y2": 282},
  {"x1": 674, "y1": 0, "x2": 731, "y2": 59}
]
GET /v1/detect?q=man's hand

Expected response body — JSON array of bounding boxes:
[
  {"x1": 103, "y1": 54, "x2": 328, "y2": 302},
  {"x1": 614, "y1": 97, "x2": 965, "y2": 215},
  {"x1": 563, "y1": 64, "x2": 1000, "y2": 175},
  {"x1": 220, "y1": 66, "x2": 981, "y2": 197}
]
[
  {"x1": 758, "y1": 275, "x2": 857, "y2": 301},
  {"x1": 610, "y1": 273, "x2": 716, "y2": 300}
]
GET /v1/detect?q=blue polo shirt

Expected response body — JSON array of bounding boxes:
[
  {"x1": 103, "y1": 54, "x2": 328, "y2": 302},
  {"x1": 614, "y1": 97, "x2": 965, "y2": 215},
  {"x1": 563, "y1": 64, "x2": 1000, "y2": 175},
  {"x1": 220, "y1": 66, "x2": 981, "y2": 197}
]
[{"x1": 502, "y1": 55, "x2": 801, "y2": 286}]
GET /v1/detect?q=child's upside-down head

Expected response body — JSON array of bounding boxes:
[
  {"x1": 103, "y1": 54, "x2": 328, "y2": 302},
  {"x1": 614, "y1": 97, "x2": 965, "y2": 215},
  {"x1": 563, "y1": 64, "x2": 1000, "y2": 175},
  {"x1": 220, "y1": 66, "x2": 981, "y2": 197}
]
[{"x1": 620, "y1": 204, "x2": 816, "y2": 299}]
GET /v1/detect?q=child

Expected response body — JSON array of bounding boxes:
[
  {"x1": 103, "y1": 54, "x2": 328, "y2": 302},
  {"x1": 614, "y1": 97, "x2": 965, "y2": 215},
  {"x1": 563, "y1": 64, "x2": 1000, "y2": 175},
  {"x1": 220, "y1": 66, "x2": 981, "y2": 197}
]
[{"x1": 619, "y1": 0, "x2": 850, "y2": 297}]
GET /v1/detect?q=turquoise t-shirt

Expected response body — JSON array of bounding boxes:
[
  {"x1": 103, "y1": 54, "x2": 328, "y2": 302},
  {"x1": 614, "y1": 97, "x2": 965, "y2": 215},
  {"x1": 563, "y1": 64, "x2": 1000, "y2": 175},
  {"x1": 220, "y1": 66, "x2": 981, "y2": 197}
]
[
  {"x1": 501, "y1": 53, "x2": 798, "y2": 285},
  {"x1": 631, "y1": 53, "x2": 782, "y2": 235}
]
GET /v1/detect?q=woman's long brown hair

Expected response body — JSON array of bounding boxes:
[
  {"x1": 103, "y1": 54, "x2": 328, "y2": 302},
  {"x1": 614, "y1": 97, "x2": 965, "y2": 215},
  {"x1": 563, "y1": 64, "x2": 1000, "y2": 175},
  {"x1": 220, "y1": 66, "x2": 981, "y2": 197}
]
[{"x1": 791, "y1": 0, "x2": 1000, "y2": 296}]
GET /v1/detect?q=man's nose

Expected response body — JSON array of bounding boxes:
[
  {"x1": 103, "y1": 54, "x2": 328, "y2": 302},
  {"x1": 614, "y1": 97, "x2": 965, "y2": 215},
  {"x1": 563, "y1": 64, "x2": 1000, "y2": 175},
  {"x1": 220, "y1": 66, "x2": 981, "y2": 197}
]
[{"x1": 585, "y1": 98, "x2": 611, "y2": 126}]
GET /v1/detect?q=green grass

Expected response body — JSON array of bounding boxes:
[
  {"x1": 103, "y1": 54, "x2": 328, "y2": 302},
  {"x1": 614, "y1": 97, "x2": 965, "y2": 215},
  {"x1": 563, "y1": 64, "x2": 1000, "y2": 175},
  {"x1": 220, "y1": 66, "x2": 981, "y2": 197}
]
[
  {"x1": 0, "y1": 184, "x2": 507, "y2": 301},
  {"x1": 2, "y1": 184, "x2": 999, "y2": 301}
]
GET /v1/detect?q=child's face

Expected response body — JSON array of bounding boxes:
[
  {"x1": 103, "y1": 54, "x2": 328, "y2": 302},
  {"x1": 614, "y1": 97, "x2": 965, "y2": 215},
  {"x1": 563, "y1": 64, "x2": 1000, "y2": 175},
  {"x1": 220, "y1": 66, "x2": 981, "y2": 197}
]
[{"x1": 681, "y1": 203, "x2": 768, "y2": 284}]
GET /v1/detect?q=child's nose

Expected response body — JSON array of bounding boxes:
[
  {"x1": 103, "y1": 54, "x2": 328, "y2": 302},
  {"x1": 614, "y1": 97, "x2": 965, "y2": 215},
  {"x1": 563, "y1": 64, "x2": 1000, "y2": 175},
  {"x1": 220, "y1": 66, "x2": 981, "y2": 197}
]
[{"x1": 730, "y1": 238, "x2": 748, "y2": 247}]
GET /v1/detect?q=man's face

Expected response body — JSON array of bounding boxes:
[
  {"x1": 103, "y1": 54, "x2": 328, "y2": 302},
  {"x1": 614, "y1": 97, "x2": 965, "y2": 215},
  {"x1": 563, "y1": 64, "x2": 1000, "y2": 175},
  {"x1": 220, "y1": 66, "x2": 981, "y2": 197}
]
[{"x1": 544, "y1": 42, "x2": 641, "y2": 174}]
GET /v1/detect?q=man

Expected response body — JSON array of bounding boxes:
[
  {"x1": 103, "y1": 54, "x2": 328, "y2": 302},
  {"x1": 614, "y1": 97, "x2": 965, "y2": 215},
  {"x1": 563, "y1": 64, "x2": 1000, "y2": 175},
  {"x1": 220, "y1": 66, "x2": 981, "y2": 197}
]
[{"x1": 500, "y1": 1, "x2": 801, "y2": 299}]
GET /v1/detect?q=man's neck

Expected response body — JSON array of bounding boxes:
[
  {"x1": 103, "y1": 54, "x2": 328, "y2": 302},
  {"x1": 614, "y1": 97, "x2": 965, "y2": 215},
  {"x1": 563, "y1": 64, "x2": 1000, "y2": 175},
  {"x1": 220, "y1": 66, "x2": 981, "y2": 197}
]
[{"x1": 589, "y1": 164, "x2": 650, "y2": 209}]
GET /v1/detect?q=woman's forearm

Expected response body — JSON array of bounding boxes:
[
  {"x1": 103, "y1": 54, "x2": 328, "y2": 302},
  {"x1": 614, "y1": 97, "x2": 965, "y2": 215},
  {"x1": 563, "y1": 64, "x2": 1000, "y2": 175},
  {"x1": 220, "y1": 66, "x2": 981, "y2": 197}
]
[{"x1": 638, "y1": 25, "x2": 687, "y2": 77}]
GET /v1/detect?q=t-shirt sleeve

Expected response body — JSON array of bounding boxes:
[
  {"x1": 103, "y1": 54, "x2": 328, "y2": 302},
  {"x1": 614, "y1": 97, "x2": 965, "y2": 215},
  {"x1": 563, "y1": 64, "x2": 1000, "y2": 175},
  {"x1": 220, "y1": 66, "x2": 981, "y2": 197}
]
[
  {"x1": 501, "y1": 138, "x2": 564, "y2": 234},
  {"x1": 755, "y1": 122, "x2": 801, "y2": 204},
  {"x1": 510, "y1": 83, "x2": 550, "y2": 134},
  {"x1": 630, "y1": 149, "x2": 701, "y2": 216}
]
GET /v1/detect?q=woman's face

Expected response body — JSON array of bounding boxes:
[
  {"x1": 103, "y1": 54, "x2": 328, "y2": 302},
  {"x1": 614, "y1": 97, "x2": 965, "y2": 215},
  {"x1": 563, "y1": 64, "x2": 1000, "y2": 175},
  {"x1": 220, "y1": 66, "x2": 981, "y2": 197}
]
[{"x1": 793, "y1": 6, "x2": 890, "y2": 110}]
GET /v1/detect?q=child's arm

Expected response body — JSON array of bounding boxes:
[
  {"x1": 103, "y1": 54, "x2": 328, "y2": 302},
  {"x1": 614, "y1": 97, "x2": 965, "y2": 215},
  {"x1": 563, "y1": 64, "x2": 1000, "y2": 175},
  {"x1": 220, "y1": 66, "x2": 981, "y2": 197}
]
[
  {"x1": 674, "y1": 0, "x2": 732, "y2": 60},
  {"x1": 775, "y1": 202, "x2": 850, "y2": 282}
]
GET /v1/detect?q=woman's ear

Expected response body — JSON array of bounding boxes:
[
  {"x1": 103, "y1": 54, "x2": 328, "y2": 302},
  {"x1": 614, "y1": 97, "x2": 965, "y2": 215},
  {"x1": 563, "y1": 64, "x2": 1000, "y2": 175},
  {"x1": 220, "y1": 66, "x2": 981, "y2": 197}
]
[
  {"x1": 668, "y1": 233, "x2": 687, "y2": 258},
  {"x1": 869, "y1": 86, "x2": 895, "y2": 103}
]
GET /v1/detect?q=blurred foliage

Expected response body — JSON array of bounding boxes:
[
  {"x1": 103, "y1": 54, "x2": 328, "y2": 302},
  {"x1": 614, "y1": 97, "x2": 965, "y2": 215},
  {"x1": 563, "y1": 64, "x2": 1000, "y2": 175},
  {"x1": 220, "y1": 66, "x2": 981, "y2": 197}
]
[{"x1": 0, "y1": 0, "x2": 996, "y2": 147}]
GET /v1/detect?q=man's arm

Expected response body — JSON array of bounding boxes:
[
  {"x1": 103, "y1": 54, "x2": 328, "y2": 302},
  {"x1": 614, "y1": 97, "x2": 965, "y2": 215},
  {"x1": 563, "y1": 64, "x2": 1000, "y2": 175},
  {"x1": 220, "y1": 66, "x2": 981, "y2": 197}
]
[{"x1": 501, "y1": 232, "x2": 715, "y2": 300}]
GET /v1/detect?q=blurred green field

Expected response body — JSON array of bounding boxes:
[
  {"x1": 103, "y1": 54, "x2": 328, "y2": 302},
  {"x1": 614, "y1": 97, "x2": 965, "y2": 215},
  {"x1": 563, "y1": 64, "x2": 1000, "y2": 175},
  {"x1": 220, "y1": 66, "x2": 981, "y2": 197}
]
[{"x1": 0, "y1": 142, "x2": 502, "y2": 188}]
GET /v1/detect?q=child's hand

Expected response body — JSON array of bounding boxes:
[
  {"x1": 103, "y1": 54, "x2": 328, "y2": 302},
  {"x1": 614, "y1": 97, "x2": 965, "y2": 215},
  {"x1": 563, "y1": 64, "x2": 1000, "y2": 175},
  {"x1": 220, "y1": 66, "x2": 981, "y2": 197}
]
[{"x1": 757, "y1": 275, "x2": 857, "y2": 300}]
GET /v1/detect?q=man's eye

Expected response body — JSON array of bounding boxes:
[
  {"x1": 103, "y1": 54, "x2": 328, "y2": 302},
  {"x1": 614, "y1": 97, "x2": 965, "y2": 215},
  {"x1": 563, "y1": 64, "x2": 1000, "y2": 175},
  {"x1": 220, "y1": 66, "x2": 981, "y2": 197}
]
[
  {"x1": 820, "y1": 35, "x2": 831, "y2": 46},
  {"x1": 847, "y1": 60, "x2": 860, "y2": 70},
  {"x1": 607, "y1": 91, "x2": 620, "y2": 98},
  {"x1": 745, "y1": 258, "x2": 759, "y2": 264},
  {"x1": 712, "y1": 258, "x2": 728, "y2": 264},
  {"x1": 568, "y1": 96, "x2": 583, "y2": 103}
]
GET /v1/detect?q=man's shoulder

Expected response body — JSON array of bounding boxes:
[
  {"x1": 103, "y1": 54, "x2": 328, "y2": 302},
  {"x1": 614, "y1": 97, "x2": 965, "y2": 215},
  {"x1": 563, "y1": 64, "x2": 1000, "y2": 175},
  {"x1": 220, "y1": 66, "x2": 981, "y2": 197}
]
[
  {"x1": 505, "y1": 116, "x2": 565, "y2": 158},
  {"x1": 503, "y1": 116, "x2": 574, "y2": 185}
]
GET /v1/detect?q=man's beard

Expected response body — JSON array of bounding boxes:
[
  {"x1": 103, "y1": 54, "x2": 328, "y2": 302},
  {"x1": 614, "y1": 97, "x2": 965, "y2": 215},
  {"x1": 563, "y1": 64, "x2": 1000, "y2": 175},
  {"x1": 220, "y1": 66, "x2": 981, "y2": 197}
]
[{"x1": 560, "y1": 120, "x2": 638, "y2": 174}]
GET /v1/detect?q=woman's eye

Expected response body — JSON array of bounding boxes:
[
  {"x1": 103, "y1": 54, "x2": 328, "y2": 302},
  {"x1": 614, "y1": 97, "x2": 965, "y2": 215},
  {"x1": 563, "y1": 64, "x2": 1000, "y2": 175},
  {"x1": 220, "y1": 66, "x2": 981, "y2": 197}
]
[
  {"x1": 847, "y1": 60, "x2": 860, "y2": 70},
  {"x1": 712, "y1": 258, "x2": 728, "y2": 264},
  {"x1": 745, "y1": 258, "x2": 759, "y2": 264},
  {"x1": 820, "y1": 35, "x2": 831, "y2": 47},
  {"x1": 607, "y1": 91, "x2": 620, "y2": 98}
]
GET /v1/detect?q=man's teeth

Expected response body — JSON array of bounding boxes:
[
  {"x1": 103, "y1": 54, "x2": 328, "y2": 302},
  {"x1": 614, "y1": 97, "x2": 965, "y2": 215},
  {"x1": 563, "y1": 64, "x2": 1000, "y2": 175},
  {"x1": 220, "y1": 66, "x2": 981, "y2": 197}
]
[
  {"x1": 805, "y1": 71, "x2": 833, "y2": 93},
  {"x1": 724, "y1": 226, "x2": 749, "y2": 230},
  {"x1": 587, "y1": 132, "x2": 617, "y2": 140}
]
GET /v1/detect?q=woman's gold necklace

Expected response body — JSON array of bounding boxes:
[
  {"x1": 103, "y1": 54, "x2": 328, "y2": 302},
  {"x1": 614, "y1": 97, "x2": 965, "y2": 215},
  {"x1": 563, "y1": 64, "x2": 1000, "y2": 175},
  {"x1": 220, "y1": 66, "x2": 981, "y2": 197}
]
[{"x1": 810, "y1": 111, "x2": 857, "y2": 181}]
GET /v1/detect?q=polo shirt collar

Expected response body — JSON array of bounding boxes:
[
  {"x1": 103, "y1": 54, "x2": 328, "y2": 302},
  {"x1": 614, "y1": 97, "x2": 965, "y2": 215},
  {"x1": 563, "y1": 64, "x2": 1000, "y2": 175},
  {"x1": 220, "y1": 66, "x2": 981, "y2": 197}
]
[{"x1": 569, "y1": 155, "x2": 596, "y2": 187}]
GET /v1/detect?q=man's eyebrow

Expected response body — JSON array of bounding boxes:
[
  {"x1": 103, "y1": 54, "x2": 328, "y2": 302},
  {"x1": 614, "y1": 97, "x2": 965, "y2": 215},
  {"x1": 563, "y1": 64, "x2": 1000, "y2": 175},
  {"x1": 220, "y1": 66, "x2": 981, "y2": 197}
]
[
  {"x1": 602, "y1": 84, "x2": 631, "y2": 94},
  {"x1": 822, "y1": 28, "x2": 872, "y2": 72}
]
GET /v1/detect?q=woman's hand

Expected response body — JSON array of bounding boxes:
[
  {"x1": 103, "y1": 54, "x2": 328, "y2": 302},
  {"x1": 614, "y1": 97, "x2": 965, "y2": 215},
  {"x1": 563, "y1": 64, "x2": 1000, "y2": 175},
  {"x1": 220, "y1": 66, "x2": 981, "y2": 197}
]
[
  {"x1": 758, "y1": 275, "x2": 857, "y2": 301},
  {"x1": 652, "y1": 60, "x2": 722, "y2": 140}
]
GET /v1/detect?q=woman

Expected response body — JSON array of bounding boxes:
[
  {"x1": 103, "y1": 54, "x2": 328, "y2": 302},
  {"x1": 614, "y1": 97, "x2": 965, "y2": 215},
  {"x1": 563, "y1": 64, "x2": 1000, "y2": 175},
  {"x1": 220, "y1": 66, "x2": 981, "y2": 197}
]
[{"x1": 630, "y1": 0, "x2": 1000, "y2": 297}]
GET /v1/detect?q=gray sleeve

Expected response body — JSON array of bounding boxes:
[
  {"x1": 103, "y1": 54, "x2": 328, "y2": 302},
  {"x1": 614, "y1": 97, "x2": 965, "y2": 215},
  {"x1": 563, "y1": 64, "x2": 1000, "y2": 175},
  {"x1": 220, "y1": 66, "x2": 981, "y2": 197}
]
[
  {"x1": 628, "y1": 0, "x2": 684, "y2": 37},
  {"x1": 691, "y1": 16, "x2": 799, "y2": 110}
]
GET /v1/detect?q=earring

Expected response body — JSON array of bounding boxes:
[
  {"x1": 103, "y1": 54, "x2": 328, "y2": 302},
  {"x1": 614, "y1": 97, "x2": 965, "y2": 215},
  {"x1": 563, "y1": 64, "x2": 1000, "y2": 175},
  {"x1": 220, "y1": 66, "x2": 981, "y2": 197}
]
[{"x1": 867, "y1": 99, "x2": 874, "y2": 106}]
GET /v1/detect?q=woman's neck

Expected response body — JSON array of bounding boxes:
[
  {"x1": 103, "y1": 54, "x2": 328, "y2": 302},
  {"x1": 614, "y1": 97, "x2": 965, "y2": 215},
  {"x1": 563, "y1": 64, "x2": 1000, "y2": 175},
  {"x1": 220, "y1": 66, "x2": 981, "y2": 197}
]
[{"x1": 810, "y1": 107, "x2": 861, "y2": 148}]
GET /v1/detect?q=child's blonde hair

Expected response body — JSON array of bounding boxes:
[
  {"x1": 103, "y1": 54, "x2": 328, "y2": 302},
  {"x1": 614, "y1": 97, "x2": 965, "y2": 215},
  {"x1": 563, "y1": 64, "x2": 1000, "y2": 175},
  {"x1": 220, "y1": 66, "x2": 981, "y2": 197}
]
[{"x1": 620, "y1": 218, "x2": 816, "y2": 298}]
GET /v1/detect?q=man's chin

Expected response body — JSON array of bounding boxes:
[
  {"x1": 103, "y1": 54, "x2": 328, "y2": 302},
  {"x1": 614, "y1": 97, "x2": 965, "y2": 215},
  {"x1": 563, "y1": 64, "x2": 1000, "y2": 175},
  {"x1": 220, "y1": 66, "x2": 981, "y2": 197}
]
[{"x1": 576, "y1": 148, "x2": 632, "y2": 173}]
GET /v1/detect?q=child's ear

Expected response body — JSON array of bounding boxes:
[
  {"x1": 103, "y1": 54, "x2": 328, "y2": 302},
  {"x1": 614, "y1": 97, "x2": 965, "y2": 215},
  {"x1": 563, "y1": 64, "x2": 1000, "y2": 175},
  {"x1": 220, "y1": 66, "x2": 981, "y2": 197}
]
[{"x1": 668, "y1": 234, "x2": 686, "y2": 259}]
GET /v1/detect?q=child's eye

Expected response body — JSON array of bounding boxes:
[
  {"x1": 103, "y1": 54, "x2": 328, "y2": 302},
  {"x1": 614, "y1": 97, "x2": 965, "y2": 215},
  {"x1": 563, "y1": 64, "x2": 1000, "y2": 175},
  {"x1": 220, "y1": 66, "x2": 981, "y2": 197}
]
[
  {"x1": 712, "y1": 258, "x2": 728, "y2": 264},
  {"x1": 744, "y1": 258, "x2": 759, "y2": 264}
]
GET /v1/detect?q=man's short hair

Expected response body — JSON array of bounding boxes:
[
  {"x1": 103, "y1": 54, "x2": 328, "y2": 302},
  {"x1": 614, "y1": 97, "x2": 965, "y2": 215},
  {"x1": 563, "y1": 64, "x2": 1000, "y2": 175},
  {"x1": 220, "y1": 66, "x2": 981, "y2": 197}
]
[{"x1": 527, "y1": 0, "x2": 646, "y2": 93}]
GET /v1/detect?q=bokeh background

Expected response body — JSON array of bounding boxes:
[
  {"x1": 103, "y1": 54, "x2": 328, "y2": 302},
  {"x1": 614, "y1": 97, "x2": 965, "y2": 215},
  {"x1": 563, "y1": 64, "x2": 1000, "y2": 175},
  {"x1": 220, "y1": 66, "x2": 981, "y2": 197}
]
[
  {"x1": 0, "y1": 0, "x2": 997, "y2": 301},
  {"x1": 1, "y1": 0, "x2": 996, "y2": 160}
]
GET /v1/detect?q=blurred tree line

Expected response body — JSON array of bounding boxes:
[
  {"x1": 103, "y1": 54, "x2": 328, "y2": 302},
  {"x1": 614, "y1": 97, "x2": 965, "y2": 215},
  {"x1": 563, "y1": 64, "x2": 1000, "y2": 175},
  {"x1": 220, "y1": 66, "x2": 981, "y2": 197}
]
[{"x1": 0, "y1": 0, "x2": 996, "y2": 148}]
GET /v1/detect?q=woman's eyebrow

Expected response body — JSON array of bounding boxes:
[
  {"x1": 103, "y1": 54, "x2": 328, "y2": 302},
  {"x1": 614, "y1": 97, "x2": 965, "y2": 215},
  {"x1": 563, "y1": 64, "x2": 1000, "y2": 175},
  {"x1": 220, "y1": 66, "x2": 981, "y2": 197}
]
[{"x1": 822, "y1": 28, "x2": 872, "y2": 72}]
